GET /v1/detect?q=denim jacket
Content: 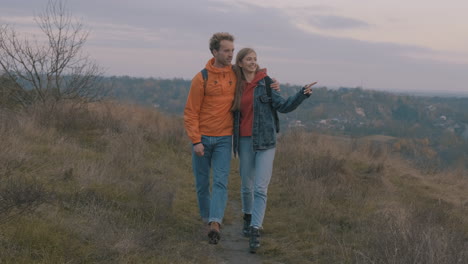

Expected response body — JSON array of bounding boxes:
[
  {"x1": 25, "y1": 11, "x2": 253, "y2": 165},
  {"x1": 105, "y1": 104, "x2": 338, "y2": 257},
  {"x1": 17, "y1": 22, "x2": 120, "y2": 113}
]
[{"x1": 233, "y1": 76, "x2": 310, "y2": 155}]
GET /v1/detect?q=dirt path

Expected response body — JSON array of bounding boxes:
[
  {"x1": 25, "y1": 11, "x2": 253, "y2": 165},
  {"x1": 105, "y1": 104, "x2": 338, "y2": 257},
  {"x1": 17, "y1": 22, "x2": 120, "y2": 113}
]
[{"x1": 209, "y1": 201, "x2": 264, "y2": 264}]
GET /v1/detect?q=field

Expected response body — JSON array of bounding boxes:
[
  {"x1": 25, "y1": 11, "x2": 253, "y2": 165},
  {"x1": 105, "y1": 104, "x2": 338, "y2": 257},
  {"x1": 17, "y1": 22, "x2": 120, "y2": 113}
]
[{"x1": 1, "y1": 102, "x2": 467, "y2": 263}]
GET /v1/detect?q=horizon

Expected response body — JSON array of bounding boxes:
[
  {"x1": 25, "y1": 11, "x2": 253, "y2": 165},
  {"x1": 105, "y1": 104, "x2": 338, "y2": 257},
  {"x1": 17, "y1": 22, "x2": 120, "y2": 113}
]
[
  {"x1": 1, "y1": 0, "x2": 467, "y2": 93},
  {"x1": 101, "y1": 74, "x2": 468, "y2": 98}
]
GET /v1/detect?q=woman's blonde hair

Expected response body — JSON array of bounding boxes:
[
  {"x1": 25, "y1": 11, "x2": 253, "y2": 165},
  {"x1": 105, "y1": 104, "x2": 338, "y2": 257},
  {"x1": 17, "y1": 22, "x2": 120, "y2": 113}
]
[{"x1": 231, "y1": 48, "x2": 261, "y2": 111}]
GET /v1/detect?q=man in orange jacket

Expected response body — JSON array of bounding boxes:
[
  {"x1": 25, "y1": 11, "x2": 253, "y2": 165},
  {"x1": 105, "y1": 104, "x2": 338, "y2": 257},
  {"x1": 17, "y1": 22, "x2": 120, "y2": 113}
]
[{"x1": 184, "y1": 32, "x2": 236, "y2": 245}]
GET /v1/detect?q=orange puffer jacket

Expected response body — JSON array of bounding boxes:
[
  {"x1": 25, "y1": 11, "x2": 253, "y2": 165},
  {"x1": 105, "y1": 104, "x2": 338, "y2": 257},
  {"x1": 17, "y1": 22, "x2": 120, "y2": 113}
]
[{"x1": 184, "y1": 58, "x2": 237, "y2": 144}]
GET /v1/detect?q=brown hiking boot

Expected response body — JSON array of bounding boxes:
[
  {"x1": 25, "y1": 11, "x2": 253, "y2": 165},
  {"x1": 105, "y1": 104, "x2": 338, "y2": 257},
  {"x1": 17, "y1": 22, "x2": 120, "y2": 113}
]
[{"x1": 208, "y1": 222, "x2": 221, "y2": 244}]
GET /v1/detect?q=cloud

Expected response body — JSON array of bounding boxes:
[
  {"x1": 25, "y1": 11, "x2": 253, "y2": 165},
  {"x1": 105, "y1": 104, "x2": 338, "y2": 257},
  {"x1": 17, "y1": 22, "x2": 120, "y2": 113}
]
[
  {"x1": 1, "y1": 0, "x2": 467, "y2": 92},
  {"x1": 0, "y1": 15, "x2": 35, "y2": 26},
  {"x1": 307, "y1": 15, "x2": 370, "y2": 30},
  {"x1": 67, "y1": 0, "x2": 468, "y2": 92}
]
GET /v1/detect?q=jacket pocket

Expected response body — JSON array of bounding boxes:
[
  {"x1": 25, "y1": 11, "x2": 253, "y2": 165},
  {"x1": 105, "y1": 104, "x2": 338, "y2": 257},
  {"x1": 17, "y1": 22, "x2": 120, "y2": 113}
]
[{"x1": 259, "y1": 94, "x2": 272, "y2": 103}]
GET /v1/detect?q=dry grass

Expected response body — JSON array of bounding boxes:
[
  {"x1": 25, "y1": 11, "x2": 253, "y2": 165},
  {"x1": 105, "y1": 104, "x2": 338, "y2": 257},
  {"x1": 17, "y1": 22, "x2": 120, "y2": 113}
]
[
  {"x1": 259, "y1": 129, "x2": 468, "y2": 263},
  {"x1": 1, "y1": 102, "x2": 467, "y2": 263},
  {"x1": 0, "y1": 101, "x2": 215, "y2": 263}
]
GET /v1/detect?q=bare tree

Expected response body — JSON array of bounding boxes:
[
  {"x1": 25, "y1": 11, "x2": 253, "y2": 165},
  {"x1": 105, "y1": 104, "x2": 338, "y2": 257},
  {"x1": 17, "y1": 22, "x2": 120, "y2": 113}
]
[{"x1": 0, "y1": 0, "x2": 104, "y2": 107}]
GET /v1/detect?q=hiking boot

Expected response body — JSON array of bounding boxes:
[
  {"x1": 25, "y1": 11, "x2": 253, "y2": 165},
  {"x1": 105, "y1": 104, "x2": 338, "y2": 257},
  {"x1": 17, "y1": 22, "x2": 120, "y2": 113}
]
[
  {"x1": 208, "y1": 222, "x2": 221, "y2": 244},
  {"x1": 242, "y1": 214, "x2": 252, "y2": 237},
  {"x1": 249, "y1": 227, "x2": 260, "y2": 253}
]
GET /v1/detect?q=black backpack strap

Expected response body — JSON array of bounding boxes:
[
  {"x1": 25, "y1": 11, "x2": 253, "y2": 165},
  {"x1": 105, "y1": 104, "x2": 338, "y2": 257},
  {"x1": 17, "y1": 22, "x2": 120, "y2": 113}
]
[
  {"x1": 265, "y1": 76, "x2": 272, "y2": 97},
  {"x1": 264, "y1": 76, "x2": 280, "y2": 133},
  {"x1": 201, "y1": 68, "x2": 208, "y2": 81},
  {"x1": 201, "y1": 68, "x2": 208, "y2": 94}
]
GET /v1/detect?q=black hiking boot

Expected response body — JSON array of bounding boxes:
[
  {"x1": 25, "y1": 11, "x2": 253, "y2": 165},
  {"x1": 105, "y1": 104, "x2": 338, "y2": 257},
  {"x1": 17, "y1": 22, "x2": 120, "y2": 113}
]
[
  {"x1": 249, "y1": 227, "x2": 260, "y2": 253},
  {"x1": 242, "y1": 214, "x2": 252, "y2": 237}
]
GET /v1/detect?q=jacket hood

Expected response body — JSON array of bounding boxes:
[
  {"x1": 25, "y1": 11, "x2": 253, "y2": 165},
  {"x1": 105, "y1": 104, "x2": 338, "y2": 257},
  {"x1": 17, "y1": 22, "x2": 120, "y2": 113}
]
[
  {"x1": 249, "y1": 68, "x2": 267, "y2": 84},
  {"x1": 205, "y1": 57, "x2": 233, "y2": 73}
]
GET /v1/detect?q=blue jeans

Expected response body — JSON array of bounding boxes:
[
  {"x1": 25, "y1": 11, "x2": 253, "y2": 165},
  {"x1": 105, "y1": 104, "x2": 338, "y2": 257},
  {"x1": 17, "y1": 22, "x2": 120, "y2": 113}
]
[
  {"x1": 192, "y1": 135, "x2": 232, "y2": 224},
  {"x1": 239, "y1": 136, "x2": 276, "y2": 228}
]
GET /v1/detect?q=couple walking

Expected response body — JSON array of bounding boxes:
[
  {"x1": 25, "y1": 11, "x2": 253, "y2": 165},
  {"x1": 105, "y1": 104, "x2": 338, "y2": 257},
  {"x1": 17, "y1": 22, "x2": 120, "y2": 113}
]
[{"x1": 183, "y1": 32, "x2": 316, "y2": 253}]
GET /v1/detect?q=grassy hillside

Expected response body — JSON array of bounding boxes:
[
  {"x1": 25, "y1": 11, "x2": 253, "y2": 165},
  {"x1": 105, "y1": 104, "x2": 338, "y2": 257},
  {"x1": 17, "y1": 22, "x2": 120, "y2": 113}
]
[
  {"x1": 0, "y1": 102, "x2": 217, "y2": 263},
  {"x1": 105, "y1": 76, "x2": 468, "y2": 170},
  {"x1": 1, "y1": 102, "x2": 467, "y2": 263},
  {"x1": 265, "y1": 131, "x2": 468, "y2": 263}
]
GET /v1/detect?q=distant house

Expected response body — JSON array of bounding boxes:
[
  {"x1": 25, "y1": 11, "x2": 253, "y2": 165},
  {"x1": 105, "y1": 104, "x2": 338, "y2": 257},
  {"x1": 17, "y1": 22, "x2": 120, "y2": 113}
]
[
  {"x1": 355, "y1": 107, "x2": 366, "y2": 117},
  {"x1": 288, "y1": 120, "x2": 305, "y2": 128},
  {"x1": 427, "y1": 105, "x2": 436, "y2": 111}
]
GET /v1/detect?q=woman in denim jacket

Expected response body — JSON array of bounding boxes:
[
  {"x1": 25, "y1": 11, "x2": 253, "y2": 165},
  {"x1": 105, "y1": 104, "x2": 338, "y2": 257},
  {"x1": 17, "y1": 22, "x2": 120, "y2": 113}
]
[{"x1": 232, "y1": 47, "x2": 317, "y2": 253}]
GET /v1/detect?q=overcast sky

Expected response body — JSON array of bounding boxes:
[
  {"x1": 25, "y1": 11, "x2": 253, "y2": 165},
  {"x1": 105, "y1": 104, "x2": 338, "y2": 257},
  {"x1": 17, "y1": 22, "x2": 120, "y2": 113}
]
[{"x1": 1, "y1": 0, "x2": 467, "y2": 93}]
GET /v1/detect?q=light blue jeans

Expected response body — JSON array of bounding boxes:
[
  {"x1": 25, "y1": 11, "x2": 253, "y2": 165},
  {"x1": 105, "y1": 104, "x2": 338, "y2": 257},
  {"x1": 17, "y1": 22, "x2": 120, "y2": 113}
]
[
  {"x1": 192, "y1": 135, "x2": 232, "y2": 224},
  {"x1": 239, "y1": 136, "x2": 276, "y2": 228}
]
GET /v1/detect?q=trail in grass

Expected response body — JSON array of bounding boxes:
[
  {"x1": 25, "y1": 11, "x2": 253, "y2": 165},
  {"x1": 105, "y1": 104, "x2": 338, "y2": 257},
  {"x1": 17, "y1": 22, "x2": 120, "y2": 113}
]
[
  {"x1": 195, "y1": 161, "x2": 284, "y2": 263},
  {"x1": 211, "y1": 200, "x2": 263, "y2": 264}
]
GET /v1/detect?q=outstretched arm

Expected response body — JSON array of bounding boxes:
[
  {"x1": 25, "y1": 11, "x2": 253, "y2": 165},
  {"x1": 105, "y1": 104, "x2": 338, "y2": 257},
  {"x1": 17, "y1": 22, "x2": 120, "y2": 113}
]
[{"x1": 272, "y1": 82, "x2": 317, "y2": 113}]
